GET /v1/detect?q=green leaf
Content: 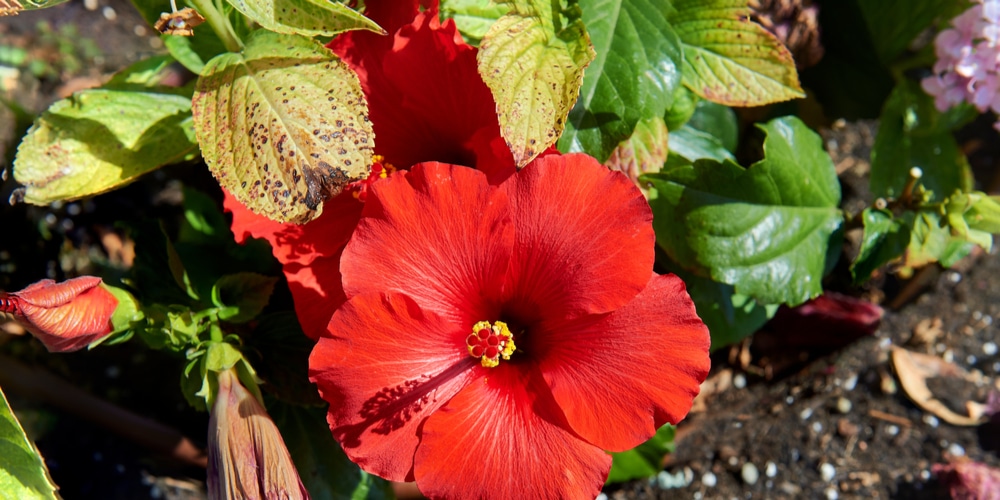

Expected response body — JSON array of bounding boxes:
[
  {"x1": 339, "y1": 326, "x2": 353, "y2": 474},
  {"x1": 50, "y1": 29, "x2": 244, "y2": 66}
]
[
  {"x1": 193, "y1": 30, "x2": 374, "y2": 224},
  {"x1": 10, "y1": 0, "x2": 69, "y2": 10},
  {"x1": 104, "y1": 284, "x2": 143, "y2": 334},
  {"x1": 179, "y1": 186, "x2": 231, "y2": 245},
  {"x1": 211, "y1": 272, "x2": 278, "y2": 323},
  {"x1": 244, "y1": 312, "x2": 323, "y2": 406},
  {"x1": 850, "y1": 208, "x2": 913, "y2": 284},
  {"x1": 858, "y1": 0, "x2": 956, "y2": 64},
  {"x1": 644, "y1": 116, "x2": 842, "y2": 306},
  {"x1": 225, "y1": 0, "x2": 383, "y2": 38},
  {"x1": 686, "y1": 99, "x2": 738, "y2": 153},
  {"x1": 479, "y1": 0, "x2": 596, "y2": 167},
  {"x1": 667, "y1": 123, "x2": 734, "y2": 164},
  {"x1": 558, "y1": 0, "x2": 683, "y2": 162},
  {"x1": 904, "y1": 210, "x2": 973, "y2": 270},
  {"x1": 440, "y1": 0, "x2": 509, "y2": 45},
  {"x1": 663, "y1": 84, "x2": 699, "y2": 130},
  {"x1": 604, "y1": 116, "x2": 669, "y2": 191},
  {"x1": 670, "y1": 0, "x2": 804, "y2": 106},
  {"x1": 13, "y1": 86, "x2": 197, "y2": 205},
  {"x1": 870, "y1": 80, "x2": 973, "y2": 203},
  {"x1": 270, "y1": 403, "x2": 394, "y2": 500},
  {"x1": 0, "y1": 387, "x2": 58, "y2": 500},
  {"x1": 607, "y1": 424, "x2": 675, "y2": 483}
]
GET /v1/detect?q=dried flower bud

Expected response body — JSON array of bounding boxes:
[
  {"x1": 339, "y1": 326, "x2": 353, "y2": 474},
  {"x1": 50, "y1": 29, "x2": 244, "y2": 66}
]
[
  {"x1": 207, "y1": 369, "x2": 310, "y2": 500},
  {"x1": 1, "y1": 276, "x2": 118, "y2": 352},
  {"x1": 749, "y1": 0, "x2": 825, "y2": 70}
]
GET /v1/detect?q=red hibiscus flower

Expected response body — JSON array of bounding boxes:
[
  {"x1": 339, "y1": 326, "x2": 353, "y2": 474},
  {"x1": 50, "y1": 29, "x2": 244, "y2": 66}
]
[
  {"x1": 1, "y1": 276, "x2": 119, "y2": 352},
  {"x1": 308, "y1": 154, "x2": 711, "y2": 499},
  {"x1": 223, "y1": 0, "x2": 513, "y2": 338}
]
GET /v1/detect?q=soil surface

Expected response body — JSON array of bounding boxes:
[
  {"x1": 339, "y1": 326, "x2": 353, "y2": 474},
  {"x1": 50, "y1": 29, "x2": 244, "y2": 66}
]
[{"x1": 3, "y1": 3, "x2": 1000, "y2": 500}]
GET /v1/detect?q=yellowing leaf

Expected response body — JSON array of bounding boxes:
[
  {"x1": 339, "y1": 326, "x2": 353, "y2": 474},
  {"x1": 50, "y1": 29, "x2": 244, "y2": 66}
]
[
  {"x1": 478, "y1": 0, "x2": 595, "y2": 167},
  {"x1": 670, "y1": 0, "x2": 804, "y2": 106},
  {"x1": 193, "y1": 31, "x2": 374, "y2": 224},
  {"x1": 604, "y1": 116, "x2": 668, "y2": 194},
  {"x1": 13, "y1": 89, "x2": 196, "y2": 205},
  {"x1": 226, "y1": 0, "x2": 383, "y2": 38}
]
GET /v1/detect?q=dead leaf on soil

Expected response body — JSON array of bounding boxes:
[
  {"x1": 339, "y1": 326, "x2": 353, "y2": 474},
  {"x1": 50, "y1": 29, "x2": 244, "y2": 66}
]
[
  {"x1": 891, "y1": 346, "x2": 988, "y2": 426},
  {"x1": 690, "y1": 369, "x2": 733, "y2": 414},
  {"x1": 911, "y1": 317, "x2": 944, "y2": 346}
]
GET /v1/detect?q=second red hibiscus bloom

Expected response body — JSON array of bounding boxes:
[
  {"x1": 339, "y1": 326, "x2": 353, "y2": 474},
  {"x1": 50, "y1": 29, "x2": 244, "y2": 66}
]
[{"x1": 309, "y1": 154, "x2": 711, "y2": 499}]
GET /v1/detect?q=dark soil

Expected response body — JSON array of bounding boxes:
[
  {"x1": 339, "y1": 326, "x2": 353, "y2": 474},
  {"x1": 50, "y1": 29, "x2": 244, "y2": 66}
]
[{"x1": 3, "y1": 3, "x2": 1000, "y2": 500}]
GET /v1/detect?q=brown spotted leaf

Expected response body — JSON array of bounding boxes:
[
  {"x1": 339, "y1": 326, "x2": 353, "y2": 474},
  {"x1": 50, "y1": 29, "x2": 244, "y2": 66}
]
[
  {"x1": 477, "y1": 0, "x2": 595, "y2": 168},
  {"x1": 192, "y1": 30, "x2": 374, "y2": 224},
  {"x1": 604, "y1": 116, "x2": 668, "y2": 196}
]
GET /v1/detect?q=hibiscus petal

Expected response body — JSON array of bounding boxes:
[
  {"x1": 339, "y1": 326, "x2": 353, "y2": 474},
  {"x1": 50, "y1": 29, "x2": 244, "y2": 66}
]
[
  {"x1": 282, "y1": 251, "x2": 345, "y2": 340},
  {"x1": 535, "y1": 273, "x2": 710, "y2": 452},
  {"x1": 501, "y1": 154, "x2": 655, "y2": 321},
  {"x1": 329, "y1": 4, "x2": 510, "y2": 173},
  {"x1": 222, "y1": 186, "x2": 363, "y2": 267},
  {"x1": 309, "y1": 292, "x2": 479, "y2": 482},
  {"x1": 415, "y1": 366, "x2": 612, "y2": 499},
  {"x1": 341, "y1": 163, "x2": 513, "y2": 326},
  {"x1": 15, "y1": 278, "x2": 119, "y2": 352}
]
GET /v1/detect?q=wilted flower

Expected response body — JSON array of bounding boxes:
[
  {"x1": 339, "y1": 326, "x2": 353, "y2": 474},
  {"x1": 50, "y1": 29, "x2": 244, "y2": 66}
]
[
  {"x1": 207, "y1": 369, "x2": 309, "y2": 500},
  {"x1": 0, "y1": 276, "x2": 118, "y2": 352},
  {"x1": 922, "y1": 0, "x2": 1000, "y2": 130},
  {"x1": 309, "y1": 155, "x2": 711, "y2": 498}
]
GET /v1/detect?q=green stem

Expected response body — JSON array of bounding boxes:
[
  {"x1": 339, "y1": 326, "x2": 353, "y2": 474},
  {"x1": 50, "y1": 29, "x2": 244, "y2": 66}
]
[
  {"x1": 188, "y1": 0, "x2": 242, "y2": 53},
  {"x1": 209, "y1": 316, "x2": 224, "y2": 343}
]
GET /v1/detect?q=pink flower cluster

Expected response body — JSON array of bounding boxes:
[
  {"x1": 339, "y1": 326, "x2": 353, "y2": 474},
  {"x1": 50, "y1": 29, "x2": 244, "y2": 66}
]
[{"x1": 921, "y1": 0, "x2": 1000, "y2": 130}]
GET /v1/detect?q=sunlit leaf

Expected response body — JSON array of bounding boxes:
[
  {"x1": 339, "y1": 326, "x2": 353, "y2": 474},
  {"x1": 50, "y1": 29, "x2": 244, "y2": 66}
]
[
  {"x1": 670, "y1": 0, "x2": 804, "y2": 106},
  {"x1": 193, "y1": 30, "x2": 374, "y2": 224},
  {"x1": 13, "y1": 84, "x2": 196, "y2": 205},
  {"x1": 225, "y1": 0, "x2": 383, "y2": 38},
  {"x1": 440, "y1": 0, "x2": 509, "y2": 45},
  {"x1": 559, "y1": 0, "x2": 682, "y2": 161},
  {"x1": 479, "y1": 0, "x2": 595, "y2": 167},
  {"x1": 0, "y1": 387, "x2": 58, "y2": 500},
  {"x1": 211, "y1": 272, "x2": 278, "y2": 323},
  {"x1": 667, "y1": 124, "x2": 733, "y2": 164},
  {"x1": 644, "y1": 116, "x2": 842, "y2": 306}
]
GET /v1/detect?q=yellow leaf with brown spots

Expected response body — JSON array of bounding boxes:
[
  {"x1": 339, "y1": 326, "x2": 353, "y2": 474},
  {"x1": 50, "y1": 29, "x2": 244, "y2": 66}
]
[{"x1": 192, "y1": 31, "x2": 374, "y2": 224}]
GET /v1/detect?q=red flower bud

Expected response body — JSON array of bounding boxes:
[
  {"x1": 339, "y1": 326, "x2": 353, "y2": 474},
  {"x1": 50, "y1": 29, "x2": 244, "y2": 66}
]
[{"x1": 1, "y1": 276, "x2": 118, "y2": 352}]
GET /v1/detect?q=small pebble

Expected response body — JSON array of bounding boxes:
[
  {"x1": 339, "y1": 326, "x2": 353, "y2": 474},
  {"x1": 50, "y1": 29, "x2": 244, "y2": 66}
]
[
  {"x1": 83, "y1": 0, "x2": 97, "y2": 10},
  {"x1": 786, "y1": 396, "x2": 795, "y2": 405},
  {"x1": 825, "y1": 486, "x2": 839, "y2": 500},
  {"x1": 820, "y1": 463, "x2": 836, "y2": 482},
  {"x1": 102, "y1": 5, "x2": 117, "y2": 20},
  {"x1": 656, "y1": 470, "x2": 687, "y2": 489},
  {"x1": 923, "y1": 415, "x2": 939, "y2": 428},
  {"x1": 886, "y1": 425, "x2": 899, "y2": 436},
  {"x1": 742, "y1": 462, "x2": 759, "y2": 485},
  {"x1": 974, "y1": 311, "x2": 983, "y2": 321},
  {"x1": 800, "y1": 408, "x2": 813, "y2": 420},
  {"x1": 843, "y1": 374, "x2": 858, "y2": 391},
  {"x1": 595, "y1": 494, "x2": 608, "y2": 500},
  {"x1": 984, "y1": 316, "x2": 993, "y2": 326},
  {"x1": 836, "y1": 397, "x2": 852, "y2": 414},
  {"x1": 692, "y1": 493, "x2": 703, "y2": 500},
  {"x1": 733, "y1": 373, "x2": 747, "y2": 389},
  {"x1": 967, "y1": 355, "x2": 977, "y2": 365},
  {"x1": 948, "y1": 443, "x2": 966, "y2": 456},
  {"x1": 701, "y1": 472, "x2": 717, "y2": 487},
  {"x1": 728, "y1": 456, "x2": 738, "y2": 466},
  {"x1": 984, "y1": 342, "x2": 998, "y2": 356},
  {"x1": 921, "y1": 469, "x2": 931, "y2": 480},
  {"x1": 947, "y1": 271, "x2": 962, "y2": 283},
  {"x1": 812, "y1": 422, "x2": 823, "y2": 433},
  {"x1": 765, "y1": 461, "x2": 777, "y2": 478}
]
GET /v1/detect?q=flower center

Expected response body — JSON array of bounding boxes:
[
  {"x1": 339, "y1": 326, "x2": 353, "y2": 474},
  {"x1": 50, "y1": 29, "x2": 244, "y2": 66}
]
[
  {"x1": 466, "y1": 321, "x2": 516, "y2": 368},
  {"x1": 353, "y1": 155, "x2": 397, "y2": 202}
]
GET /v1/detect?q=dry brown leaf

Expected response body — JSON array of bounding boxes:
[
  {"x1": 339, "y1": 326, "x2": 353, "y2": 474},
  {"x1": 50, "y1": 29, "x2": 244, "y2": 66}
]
[{"x1": 891, "y1": 346, "x2": 987, "y2": 426}]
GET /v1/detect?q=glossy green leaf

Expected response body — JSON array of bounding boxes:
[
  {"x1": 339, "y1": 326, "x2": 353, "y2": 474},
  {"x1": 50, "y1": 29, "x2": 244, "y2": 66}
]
[
  {"x1": 604, "y1": 116, "x2": 669, "y2": 192},
  {"x1": 663, "y1": 84, "x2": 699, "y2": 130},
  {"x1": 193, "y1": 30, "x2": 374, "y2": 224},
  {"x1": 850, "y1": 208, "x2": 913, "y2": 284},
  {"x1": 686, "y1": 99, "x2": 738, "y2": 153},
  {"x1": 870, "y1": 80, "x2": 973, "y2": 203},
  {"x1": 105, "y1": 284, "x2": 143, "y2": 334},
  {"x1": 440, "y1": 0, "x2": 509, "y2": 45},
  {"x1": 644, "y1": 116, "x2": 842, "y2": 306},
  {"x1": 271, "y1": 403, "x2": 394, "y2": 500},
  {"x1": 607, "y1": 424, "x2": 675, "y2": 483},
  {"x1": 858, "y1": 0, "x2": 955, "y2": 64},
  {"x1": 559, "y1": 0, "x2": 682, "y2": 162},
  {"x1": 667, "y1": 123, "x2": 734, "y2": 164},
  {"x1": 13, "y1": 84, "x2": 196, "y2": 205},
  {"x1": 479, "y1": 0, "x2": 595, "y2": 167},
  {"x1": 211, "y1": 272, "x2": 278, "y2": 323},
  {"x1": 670, "y1": 0, "x2": 804, "y2": 106},
  {"x1": 0, "y1": 387, "x2": 58, "y2": 500},
  {"x1": 225, "y1": 0, "x2": 383, "y2": 38}
]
